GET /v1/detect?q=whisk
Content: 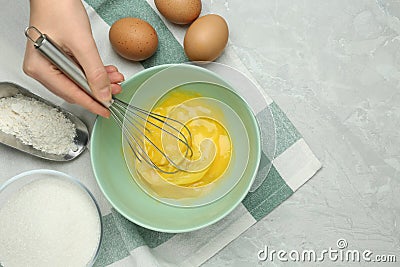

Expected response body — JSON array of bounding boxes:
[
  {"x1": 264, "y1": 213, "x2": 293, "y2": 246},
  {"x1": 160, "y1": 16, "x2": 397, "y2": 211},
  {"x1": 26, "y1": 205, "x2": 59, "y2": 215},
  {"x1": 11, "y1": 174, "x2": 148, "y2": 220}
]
[{"x1": 25, "y1": 26, "x2": 193, "y2": 174}]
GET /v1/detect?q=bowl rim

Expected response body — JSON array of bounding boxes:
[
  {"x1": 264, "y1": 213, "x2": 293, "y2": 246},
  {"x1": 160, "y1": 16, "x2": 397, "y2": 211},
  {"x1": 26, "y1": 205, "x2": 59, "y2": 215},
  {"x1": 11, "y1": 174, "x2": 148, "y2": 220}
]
[
  {"x1": 123, "y1": 79, "x2": 260, "y2": 207},
  {"x1": 0, "y1": 169, "x2": 103, "y2": 266},
  {"x1": 91, "y1": 63, "x2": 262, "y2": 233}
]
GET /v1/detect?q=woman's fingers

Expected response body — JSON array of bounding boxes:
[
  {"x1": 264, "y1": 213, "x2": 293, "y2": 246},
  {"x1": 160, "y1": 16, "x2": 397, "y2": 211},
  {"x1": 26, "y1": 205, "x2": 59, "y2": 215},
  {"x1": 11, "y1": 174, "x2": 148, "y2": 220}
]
[
  {"x1": 23, "y1": 42, "x2": 111, "y2": 118},
  {"x1": 70, "y1": 39, "x2": 112, "y2": 103},
  {"x1": 108, "y1": 71, "x2": 125, "y2": 84},
  {"x1": 105, "y1": 65, "x2": 124, "y2": 94}
]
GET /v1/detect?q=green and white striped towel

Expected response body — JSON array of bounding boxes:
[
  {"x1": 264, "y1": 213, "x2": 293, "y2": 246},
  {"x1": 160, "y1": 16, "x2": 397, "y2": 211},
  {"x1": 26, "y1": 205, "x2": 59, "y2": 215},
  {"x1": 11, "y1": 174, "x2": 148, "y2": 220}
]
[{"x1": 80, "y1": 0, "x2": 322, "y2": 266}]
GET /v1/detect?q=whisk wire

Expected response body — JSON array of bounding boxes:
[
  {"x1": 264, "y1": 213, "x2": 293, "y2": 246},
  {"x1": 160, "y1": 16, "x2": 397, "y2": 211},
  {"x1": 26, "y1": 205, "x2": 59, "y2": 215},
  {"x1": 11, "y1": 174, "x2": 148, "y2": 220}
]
[
  {"x1": 110, "y1": 110, "x2": 142, "y2": 162},
  {"x1": 111, "y1": 101, "x2": 168, "y2": 173},
  {"x1": 124, "y1": 103, "x2": 193, "y2": 153},
  {"x1": 111, "y1": 98, "x2": 193, "y2": 174},
  {"x1": 113, "y1": 99, "x2": 193, "y2": 154}
]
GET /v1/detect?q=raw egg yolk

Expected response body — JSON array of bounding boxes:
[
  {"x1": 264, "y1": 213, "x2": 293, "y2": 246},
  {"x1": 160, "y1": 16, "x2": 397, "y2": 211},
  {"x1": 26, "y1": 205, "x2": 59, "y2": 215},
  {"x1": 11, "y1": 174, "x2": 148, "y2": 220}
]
[{"x1": 139, "y1": 90, "x2": 232, "y2": 188}]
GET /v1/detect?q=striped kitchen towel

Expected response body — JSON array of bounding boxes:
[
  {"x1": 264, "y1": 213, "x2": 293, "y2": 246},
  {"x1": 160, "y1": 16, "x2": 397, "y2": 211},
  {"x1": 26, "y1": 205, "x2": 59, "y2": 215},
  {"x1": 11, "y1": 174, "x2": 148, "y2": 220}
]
[{"x1": 82, "y1": 0, "x2": 322, "y2": 266}]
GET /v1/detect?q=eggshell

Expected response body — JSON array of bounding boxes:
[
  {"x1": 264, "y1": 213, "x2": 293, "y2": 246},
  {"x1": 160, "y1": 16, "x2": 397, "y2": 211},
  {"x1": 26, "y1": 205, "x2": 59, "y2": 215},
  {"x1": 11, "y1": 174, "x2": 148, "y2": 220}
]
[
  {"x1": 109, "y1": 17, "x2": 158, "y2": 61},
  {"x1": 183, "y1": 14, "x2": 229, "y2": 62},
  {"x1": 154, "y1": 0, "x2": 201, "y2": 25}
]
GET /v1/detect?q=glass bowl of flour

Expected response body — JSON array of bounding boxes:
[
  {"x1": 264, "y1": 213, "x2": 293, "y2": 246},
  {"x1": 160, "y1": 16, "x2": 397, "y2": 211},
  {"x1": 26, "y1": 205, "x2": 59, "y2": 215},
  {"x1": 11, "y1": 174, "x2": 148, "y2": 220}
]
[{"x1": 0, "y1": 169, "x2": 102, "y2": 267}]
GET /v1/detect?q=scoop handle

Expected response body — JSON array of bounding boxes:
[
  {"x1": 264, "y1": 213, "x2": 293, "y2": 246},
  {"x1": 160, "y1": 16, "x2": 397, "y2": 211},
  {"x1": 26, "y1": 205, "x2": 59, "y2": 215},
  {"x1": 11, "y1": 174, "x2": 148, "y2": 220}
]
[{"x1": 24, "y1": 26, "x2": 112, "y2": 108}]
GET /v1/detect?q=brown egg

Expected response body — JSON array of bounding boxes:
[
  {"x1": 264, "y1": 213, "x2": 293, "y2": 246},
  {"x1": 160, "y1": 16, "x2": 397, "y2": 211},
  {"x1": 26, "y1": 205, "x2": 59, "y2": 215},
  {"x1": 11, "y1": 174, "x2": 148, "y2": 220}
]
[
  {"x1": 109, "y1": 17, "x2": 158, "y2": 61},
  {"x1": 183, "y1": 14, "x2": 229, "y2": 62},
  {"x1": 154, "y1": 0, "x2": 201, "y2": 25}
]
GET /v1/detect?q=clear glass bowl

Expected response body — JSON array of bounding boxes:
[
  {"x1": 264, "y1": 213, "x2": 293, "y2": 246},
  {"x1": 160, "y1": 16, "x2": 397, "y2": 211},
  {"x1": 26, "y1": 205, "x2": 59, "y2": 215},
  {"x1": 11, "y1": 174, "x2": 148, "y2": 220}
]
[{"x1": 0, "y1": 169, "x2": 103, "y2": 267}]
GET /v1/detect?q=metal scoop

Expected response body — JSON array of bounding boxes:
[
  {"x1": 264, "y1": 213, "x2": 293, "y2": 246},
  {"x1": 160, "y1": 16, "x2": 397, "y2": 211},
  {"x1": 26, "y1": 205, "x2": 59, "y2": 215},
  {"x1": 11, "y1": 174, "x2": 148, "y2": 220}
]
[{"x1": 0, "y1": 82, "x2": 89, "y2": 161}]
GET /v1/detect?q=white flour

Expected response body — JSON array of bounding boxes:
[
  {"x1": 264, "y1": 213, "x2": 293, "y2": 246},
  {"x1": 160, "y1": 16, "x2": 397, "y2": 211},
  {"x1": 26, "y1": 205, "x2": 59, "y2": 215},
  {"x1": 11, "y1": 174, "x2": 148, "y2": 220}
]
[{"x1": 0, "y1": 94, "x2": 77, "y2": 155}]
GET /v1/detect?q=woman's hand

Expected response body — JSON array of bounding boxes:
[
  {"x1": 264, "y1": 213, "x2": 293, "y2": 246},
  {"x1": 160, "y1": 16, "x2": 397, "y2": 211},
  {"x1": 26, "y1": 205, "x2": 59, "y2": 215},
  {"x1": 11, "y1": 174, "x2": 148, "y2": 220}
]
[{"x1": 23, "y1": 0, "x2": 124, "y2": 117}]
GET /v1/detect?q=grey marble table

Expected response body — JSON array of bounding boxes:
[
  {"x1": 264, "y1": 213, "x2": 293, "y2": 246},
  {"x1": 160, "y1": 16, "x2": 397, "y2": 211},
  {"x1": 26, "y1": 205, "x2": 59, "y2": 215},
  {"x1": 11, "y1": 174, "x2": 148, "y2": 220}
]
[{"x1": 203, "y1": 0, "x2": 400, "y2": 266}]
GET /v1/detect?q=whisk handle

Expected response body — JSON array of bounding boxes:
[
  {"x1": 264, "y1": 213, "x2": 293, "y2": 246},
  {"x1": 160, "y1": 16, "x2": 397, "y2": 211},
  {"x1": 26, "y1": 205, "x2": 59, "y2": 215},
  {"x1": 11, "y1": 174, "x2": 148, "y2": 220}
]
[{"x1": 25, "y1": 26, "x2": 112, "y2": 108}]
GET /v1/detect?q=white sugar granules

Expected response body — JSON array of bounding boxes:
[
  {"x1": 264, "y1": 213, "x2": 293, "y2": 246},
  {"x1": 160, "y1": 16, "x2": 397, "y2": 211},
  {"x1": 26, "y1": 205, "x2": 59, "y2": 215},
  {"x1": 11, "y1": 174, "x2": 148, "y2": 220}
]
[
  {"x1": 0, "y1": 178, "x2": 101, "y2": 267},
  {"x1": 0, "y1": 94, "x2": 77, "y2": 155}
]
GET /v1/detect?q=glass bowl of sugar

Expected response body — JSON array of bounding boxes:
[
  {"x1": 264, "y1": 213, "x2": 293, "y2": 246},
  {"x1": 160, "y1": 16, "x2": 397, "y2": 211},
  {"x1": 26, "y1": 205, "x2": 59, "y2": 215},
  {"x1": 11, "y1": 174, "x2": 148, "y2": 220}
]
[{"x1": 0, "y1": 169, "x2": 102, "y2": 267}]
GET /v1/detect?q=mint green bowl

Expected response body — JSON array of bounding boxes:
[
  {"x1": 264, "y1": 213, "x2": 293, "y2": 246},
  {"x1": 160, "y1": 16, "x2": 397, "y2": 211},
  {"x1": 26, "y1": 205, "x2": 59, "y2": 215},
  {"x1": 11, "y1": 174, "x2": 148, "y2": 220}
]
[{"x1": 91, "y1": 64, "x2": 261, "y2": 233}]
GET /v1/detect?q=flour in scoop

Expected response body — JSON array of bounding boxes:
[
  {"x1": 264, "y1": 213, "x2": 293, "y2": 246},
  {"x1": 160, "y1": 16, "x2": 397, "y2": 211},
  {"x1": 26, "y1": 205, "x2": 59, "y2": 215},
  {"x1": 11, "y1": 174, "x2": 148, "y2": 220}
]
[
  {"x1": 0, "y1": 94, "x2": 77, "y2": 155},
  {"x1": 0, "y1": 178, "x2": 101, "y2": 267}
]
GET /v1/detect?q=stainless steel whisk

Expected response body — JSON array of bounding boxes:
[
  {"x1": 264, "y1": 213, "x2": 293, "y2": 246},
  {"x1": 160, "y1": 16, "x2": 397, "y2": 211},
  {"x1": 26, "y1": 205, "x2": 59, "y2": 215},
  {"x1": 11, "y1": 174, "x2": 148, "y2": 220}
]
[{"x1": 25, "y1": 26, "x2": 192, "y2": 174}]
